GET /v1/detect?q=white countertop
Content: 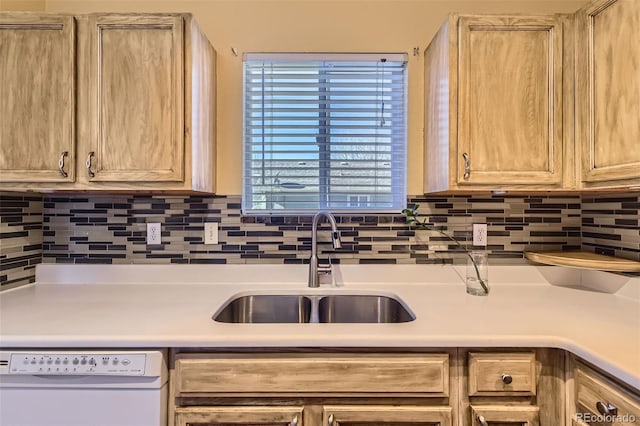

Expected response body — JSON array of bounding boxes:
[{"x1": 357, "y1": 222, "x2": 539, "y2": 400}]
[{"x1": 1, "y1": 264, "x2": 639, "y2": 391}]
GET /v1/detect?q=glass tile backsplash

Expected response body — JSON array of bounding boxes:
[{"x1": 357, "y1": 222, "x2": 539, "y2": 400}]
[
  {"x1": 0, "y1": 193, "x2": 43, "y2": 289},
  {"x1": 1, "y1": 192, "x2": 638, "y2": 289}
]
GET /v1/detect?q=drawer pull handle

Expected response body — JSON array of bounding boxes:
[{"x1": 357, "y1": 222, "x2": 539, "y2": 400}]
[
  {"x1": 596, "y1": 401, "x2": 618, "y2": 416},
  {"x1": 462, "y1": 152, "x2": 470, "y2": 179},
  {"x1": 290, "y1": 415, "x2": 298, "y2": 426},
  {"x1": 328, "y1": 414, "x2": 334, "y2": 426},
  {"x1": 58, "y1": 151, "x2": 69, "y2": 177},
  {"x1": 477, "y1": 415, "x2": 489, "y2": 426},
  {"x1": 501, "y1": 373, "x2": 513, "y2": 384},
  {"x1": 86, "y1": 151, "x2": 95, "y2": 178}
]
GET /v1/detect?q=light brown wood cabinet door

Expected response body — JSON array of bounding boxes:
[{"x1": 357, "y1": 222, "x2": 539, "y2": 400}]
[
  {"x1": 577, "y1": 0, "x2": 640, "y2": 188},
  {"x1": 574, "y1": 363, "x2": 640, "y2": 426},
  {"x1": 174, "y1": 353, "x2": 449, "y2": 397},
  {"x1": 81, "y1": 14, "x2": 185, "y2": 183},
  {"x1": 0, "y1": 14, "x2": 75, "y2": 182},
  {"x1": 457, "y1": 16, "x2": 563, "y2": 186},
  {"x1": 470, "y1": 406, "x2": 539, "y2": 426},
  {"x1": 323, "y1": 405, "x2": 452, "y2": 426},
  {"x1": 175, "y1": 406, "x2": 303, "y2": 426}
]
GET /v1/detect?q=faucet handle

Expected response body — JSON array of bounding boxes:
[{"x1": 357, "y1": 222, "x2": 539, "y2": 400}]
[
  {"x1": 317, "y1": 256, "x2": 335, "y2": 285},
  {"x1": 318, "y1": 253, "x2": 333, "y2": 269},
  {"x1": 318, "y1": 262, "x2": 332, "y2": 272}
]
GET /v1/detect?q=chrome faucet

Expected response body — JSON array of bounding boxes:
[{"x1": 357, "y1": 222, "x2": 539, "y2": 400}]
[{"x1": 308, "y1": 211, "x2": 342, "y2": 288}]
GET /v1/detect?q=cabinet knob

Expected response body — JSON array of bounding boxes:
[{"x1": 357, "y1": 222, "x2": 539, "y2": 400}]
[
  {"x1": 58, "y1": 151, "x2": 69, "y2": 178},
  {"x1": 462, "y1": 152, "x2": 470, "y2": 179},
  {"x1": 290, "y1": 415, "x2": 298, "y2": 426},
  {"x1": 501, "y1": 373, "x2": 513, "y2": 384},
  {"x1": 596, "y1": 401, "x2": 618, "y2": 416},
  {"x1": 477, "y1": 415, "x2": 489, "y2": 426},
  {"x1": 328, "y1": 414, "x2": 334, "y2": 426},
  {"x1": 86, "y1": 152, "x2": 95, "y2": 178}
]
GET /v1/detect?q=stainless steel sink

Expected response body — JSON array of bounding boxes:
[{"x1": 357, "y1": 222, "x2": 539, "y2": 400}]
[
  {"x1": 318, "y1": 295, "x2": 415, "y2": 323},
  {"x1": 213, "y1": 294, "x2": 311, "y2": 323},
  {"x1": 213, "y1": 293, "x2": 415, "y2": 324}
]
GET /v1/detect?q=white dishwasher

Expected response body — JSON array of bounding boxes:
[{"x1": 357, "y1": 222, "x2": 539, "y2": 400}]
[{"x1": 0, "y1": 350, "x2": 168, "y2": 426}]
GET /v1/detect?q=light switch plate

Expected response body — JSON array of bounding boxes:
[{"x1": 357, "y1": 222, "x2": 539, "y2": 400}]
[
  {"x1": 147, "y1": 223, "x2": 161, "y2": 245},
  {"x1": 204, "y1": 222, "x2": 218, "y2": 245}
]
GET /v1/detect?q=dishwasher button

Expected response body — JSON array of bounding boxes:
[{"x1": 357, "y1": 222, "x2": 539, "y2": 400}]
[{"x1": 121, "y1": 359, "x2": 131, "y2": 366}]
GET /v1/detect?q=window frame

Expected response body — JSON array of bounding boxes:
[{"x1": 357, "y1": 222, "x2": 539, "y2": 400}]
[{"x1": 242, "y1": 53, "x2": 408, "y2": 214}]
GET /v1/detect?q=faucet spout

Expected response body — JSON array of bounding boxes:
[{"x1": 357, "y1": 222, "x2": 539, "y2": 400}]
[{"x1": 308, "y1": 211, "x2": 342, "y2": 288}]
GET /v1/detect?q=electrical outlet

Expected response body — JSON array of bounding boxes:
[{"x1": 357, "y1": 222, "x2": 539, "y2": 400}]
[
  {"x1": 204, "y1": 222, "x2": 218, "y2": 245},
  {"x1": 147, "y1": 223, "x2": 161, "y2": 245},
  {"x1": 473, "y1": 223, "x2": 487, "y2": 246}
]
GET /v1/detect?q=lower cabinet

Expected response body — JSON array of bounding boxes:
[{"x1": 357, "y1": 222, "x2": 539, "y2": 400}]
[
  {"x1": 323, "y1": 405, "x2": 452, "y2": 426},
  {"x1": 175, "y1": 405, "x2": 452, "y2": 426},
  {"x1": 170, "y1": 349, "x2": 640, "y2": 426},
  {"x1": 175, "y1": 406, "x2": 303, "y2": 426},
  {"x1": 462, "y1": 349, "x2": 564, "y2": 426},
  {"x1": 171, "y1": 351, "x2": 455, "y2": 426},
  {"x1": 470, "y1": 406, "x2": 539, "y2": 426},
  {"x1": 572, "y1": 359, "x2": 640, "y2": 426}
]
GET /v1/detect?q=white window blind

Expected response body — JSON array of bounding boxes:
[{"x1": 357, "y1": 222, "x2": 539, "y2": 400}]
[{"x1": 243, "y1": 53, "x2": 407, "y2": 213}]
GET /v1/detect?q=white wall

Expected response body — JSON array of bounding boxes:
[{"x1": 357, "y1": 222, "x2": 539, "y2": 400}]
[
  {"x1": 8, "y1": 0, "x2": 589, "y2": 194},
  {"x1": 0, "y1": 0, "x2": 44, "y2": 10}
]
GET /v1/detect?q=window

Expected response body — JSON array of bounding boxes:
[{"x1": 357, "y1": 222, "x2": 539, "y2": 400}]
[{"x1": 243, "y1": 53, "x2": 407, "y2": 213}]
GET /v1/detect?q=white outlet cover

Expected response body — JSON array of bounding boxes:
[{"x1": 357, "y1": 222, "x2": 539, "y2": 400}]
[
  {"x1": 147, "y1": 223, "x2": 161, "y2": 245},
  {"x1": 473, "y1": 223, "x2": 487, "y2": 246},
  {"x1": 204, "y1": 222, "x2": 218, "y2": 245}
]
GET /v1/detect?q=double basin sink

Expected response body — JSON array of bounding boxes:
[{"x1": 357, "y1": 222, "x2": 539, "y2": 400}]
[{"x1": 213, "y1": 293, "x2": 415, "y2": 324}]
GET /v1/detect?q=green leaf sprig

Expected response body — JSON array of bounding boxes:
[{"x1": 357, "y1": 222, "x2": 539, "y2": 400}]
[{"x1": 402, "y1": 204, "x2": 489, "y2": 294}]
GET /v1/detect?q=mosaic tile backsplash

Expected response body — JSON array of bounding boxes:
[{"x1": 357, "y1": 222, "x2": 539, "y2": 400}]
[
  {"x1": 1, "y1": 192, "x2": 638, "y2": 289},
  {"x1": 40, "y1": 194, "x2": 583, "y2": 265},
  {"x1": 0, "y1": 193, "x2": 43, "y2": 289},
  {"x1": 581, "y1": 194, "x2": 640, "y2": 261}
]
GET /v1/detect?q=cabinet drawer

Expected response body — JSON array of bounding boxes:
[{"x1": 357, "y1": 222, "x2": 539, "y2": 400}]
[
  {"x1": 175, "y1": 406, "x2": 303, "y2": 426},
  {"x1": 470, "y1": 405, "x2": 539, "y2": 425},
  {"x1": 468, "y1": 352, "x2": 536, "y2": 396},
  {"x1": 323, "y1": 405, "x2": 452, "y2": 425},
  {"x1": 575, "y1": 363, "x2": 640, "y2": 426},
  {"x1": 175, "y1": 353, "x2": 449, "y2": 397}
]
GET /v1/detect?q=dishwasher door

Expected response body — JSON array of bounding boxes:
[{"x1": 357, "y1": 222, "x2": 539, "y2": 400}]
[{"x1": 0, "y1": 350, "x2": 168, "y2": 426}]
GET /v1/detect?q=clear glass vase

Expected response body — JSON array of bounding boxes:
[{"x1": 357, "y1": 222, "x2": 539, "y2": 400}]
[{"x1": 466, "y1": 251, "x2": 489, "y2": 296}]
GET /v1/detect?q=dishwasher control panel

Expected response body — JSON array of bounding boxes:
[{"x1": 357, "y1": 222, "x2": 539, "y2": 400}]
[{"x1": 4, "y1": 352, "x2": 147, "y2": 375}]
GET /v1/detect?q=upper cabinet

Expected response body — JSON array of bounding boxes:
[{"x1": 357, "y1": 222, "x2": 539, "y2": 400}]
[
  {"x1": 0, "y1": 14, "x2": 76, "y2": 183},
  {"x1": 80, "y1": 15, "x2": 186, "y2": 184},
  {"x1": 576, "y1": 0, "x2": 640, "y2": 189},
  {"x1": 424, "y1": 15, "x2": 567, "y2": 193},
  {"x1": 0, "y1": 13, "x2": 216, "y2": 193}
]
